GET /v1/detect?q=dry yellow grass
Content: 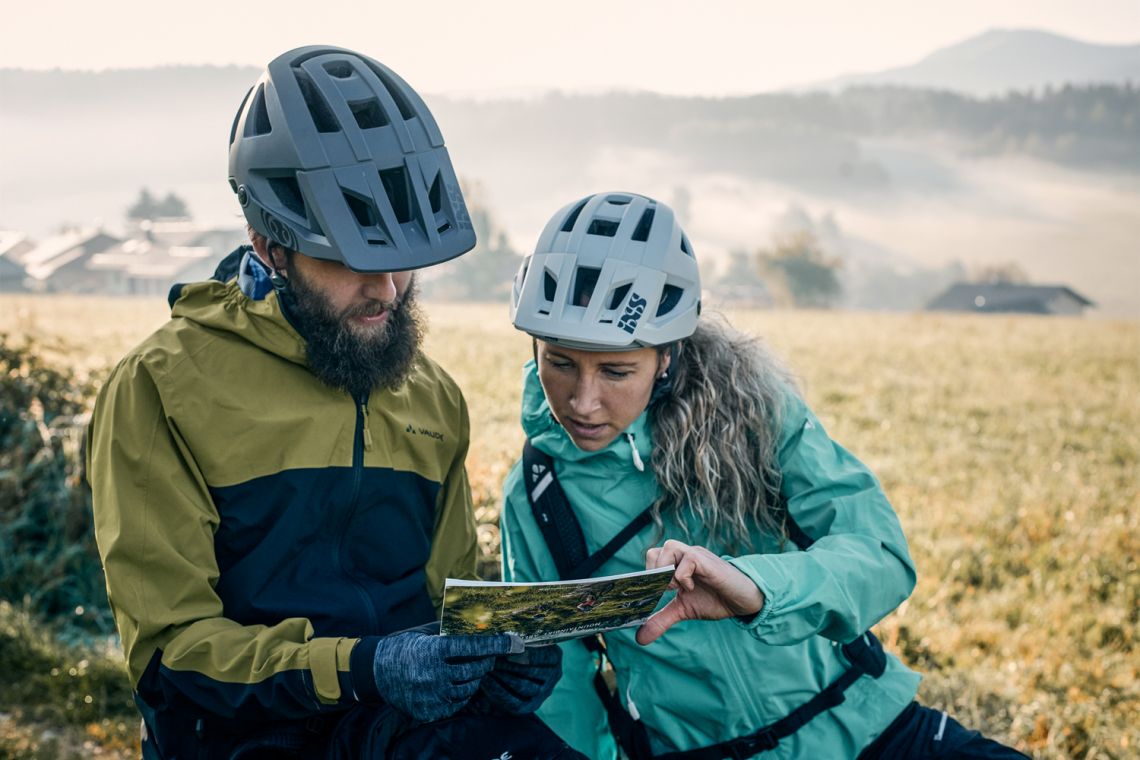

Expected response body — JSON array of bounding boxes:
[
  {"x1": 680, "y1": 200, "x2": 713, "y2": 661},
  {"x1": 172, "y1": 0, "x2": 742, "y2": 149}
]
[{"x1": 1, "y1": 295, "x2": 1136, "y2": 759}]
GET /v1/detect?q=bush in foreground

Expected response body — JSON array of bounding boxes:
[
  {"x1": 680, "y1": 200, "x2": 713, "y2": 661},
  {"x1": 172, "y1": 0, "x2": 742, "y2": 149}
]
[{"x1": 0, "y1": 336, "x2": 111, "y2": 632}]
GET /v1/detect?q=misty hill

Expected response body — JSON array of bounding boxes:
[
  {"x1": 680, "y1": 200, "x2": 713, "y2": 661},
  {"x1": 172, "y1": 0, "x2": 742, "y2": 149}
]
[
  {"x1": 817, "y1": 29, "x2": 1140, "y2": 96},
  {"x1": 4, "y1": 66, "x2": 1135, "y2": 198},
  {"x1": 430, "y1": 85, "x2": 1139, "y2": 188}
]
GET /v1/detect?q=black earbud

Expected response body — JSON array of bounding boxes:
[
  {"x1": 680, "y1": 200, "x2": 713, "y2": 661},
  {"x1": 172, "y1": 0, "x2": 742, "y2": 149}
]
[{"x1": 268, "y1": 269, "x2": 288, "y2": 291}]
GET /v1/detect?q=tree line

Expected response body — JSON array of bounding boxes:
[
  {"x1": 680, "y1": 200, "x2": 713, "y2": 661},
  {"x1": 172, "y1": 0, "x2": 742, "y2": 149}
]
[{"x1": 436, "y1": 83, "x2": 1140, "y2": 177}]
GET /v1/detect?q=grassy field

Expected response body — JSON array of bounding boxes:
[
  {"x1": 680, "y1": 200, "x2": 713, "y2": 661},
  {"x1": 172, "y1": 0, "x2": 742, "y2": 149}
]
[{"x1": 1, "y1": 295, "x2": 1136, "y2": 759}]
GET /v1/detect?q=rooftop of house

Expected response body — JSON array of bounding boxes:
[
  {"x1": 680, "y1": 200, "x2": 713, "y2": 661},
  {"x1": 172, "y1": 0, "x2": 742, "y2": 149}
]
[{"x1": 927, "y1": 282, "x2": 1095, "y2": 312}]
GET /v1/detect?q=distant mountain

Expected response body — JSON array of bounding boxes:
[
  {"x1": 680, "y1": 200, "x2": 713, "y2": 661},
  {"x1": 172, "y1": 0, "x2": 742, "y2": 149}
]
[{"x1": 814, "y1": 29, "x2": 1140, "y2": 96}]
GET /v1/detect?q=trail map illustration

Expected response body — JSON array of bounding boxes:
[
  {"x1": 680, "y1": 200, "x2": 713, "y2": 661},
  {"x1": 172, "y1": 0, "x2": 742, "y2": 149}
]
[{"x1": 440, "y1": 566, "x2": 675, "y2": 644}]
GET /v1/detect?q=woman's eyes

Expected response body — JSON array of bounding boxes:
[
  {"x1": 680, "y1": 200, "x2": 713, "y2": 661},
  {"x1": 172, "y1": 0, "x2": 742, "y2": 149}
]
[{"x1": 546, "y1": 360, "x2": 630, "y2": 379}]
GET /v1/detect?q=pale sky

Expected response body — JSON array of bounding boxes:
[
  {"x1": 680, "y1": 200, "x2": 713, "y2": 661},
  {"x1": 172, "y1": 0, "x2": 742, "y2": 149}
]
[{"x1": 6, "y1": 0, "x2": 1138, "y2": 95}]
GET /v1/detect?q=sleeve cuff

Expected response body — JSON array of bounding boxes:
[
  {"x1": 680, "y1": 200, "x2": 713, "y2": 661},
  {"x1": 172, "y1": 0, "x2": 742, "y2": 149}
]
[
  {"x1": 727, "y1": 555, "x2": 789, "y2": 634},
  {"x1": 349, "y1": 636, "x2": 383, "y2": 703}
]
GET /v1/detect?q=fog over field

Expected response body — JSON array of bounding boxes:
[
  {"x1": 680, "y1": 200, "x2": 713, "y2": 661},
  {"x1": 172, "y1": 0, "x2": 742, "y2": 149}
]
[{"x1": 3, "y1": 29, "x2": 1138, "y2": 314}]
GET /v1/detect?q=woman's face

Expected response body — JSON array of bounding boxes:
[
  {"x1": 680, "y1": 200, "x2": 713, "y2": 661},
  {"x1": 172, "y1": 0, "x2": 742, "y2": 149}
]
[{"x1": 536, "y1": 341, "x2": 669, "y2": 452}]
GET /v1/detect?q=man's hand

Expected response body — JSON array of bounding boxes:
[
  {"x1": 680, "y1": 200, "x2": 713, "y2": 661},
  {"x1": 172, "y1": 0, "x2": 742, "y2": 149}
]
[
  {"x1": 636, "y1": 539, "x2": 766, "y2": 646},
  {"x1": 373, "y1": 629, "x2": 519, "y2": 722},
  {"x1": 480, "y1": 643, "x2": 563, "y2": 714}
]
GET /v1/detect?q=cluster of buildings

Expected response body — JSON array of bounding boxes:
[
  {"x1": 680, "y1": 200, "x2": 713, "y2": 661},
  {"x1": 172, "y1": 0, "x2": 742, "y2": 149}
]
[
  {"x1": 0, "y1": 221, "x2": 1096, "y2": 316},
  {"x1": 0, "y1": 220, "x2": 246, "y2": 297}
]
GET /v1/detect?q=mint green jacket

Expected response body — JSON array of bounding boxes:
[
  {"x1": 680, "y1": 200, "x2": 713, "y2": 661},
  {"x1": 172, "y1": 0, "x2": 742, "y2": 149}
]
[{"x1": 500, "y1": 362, "x2": 921, "y2": 759}]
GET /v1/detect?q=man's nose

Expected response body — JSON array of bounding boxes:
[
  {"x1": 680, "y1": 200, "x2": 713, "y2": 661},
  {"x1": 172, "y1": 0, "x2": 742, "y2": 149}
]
[{"x1": 362, "y1": 272, "x2": 397, "y2": 303}]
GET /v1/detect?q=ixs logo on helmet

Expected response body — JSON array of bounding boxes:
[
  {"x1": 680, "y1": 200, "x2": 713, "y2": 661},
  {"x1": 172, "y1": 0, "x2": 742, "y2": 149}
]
[
  {"x1": 617, "y1": 293, "x2": 648, "y2": 334},
  {"x1": 261, "y1": 210, "x2": 297, "y2": 251}
]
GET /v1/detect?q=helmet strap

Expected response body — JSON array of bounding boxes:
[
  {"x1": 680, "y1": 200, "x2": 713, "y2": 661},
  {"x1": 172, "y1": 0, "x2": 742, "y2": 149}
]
[{"x1": 264, "y1": 240, "x2": 291, "y2": 292}]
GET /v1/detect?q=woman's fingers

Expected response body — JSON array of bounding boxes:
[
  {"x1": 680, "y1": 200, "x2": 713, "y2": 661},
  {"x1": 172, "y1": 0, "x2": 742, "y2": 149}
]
[
  {"x1": 647, "y1": 539, "x2": 690, "y2": 570},
  {"x1": 639, "y1": 540, "x2": 767, "y2": 643},
  {"x1": 664, "y1": 541, "x2": 720, "y2": 590},
  {"x1": 672, "y1": 552, "x2": 700, "y2": 592},
  {"x1": 636, "y1": 598, "x2": 686, "y2": 645}
]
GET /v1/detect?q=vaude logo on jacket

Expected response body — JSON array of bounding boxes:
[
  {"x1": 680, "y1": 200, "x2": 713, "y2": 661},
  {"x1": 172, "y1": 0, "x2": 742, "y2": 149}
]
[{"x1": 405, "y1": 423, "x2": 444, "y2": 441}]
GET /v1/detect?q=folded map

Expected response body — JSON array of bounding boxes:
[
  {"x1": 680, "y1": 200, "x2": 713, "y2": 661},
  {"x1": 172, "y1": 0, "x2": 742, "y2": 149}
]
[{"x1": 440, "y1": 566, "x2": 676, "y2": 645}]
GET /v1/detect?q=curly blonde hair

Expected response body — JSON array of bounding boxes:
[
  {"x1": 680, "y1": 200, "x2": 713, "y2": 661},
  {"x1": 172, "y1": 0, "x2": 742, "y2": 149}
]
[{"x1": 651, "y1": 314, "x2": 797, "y2": 552}]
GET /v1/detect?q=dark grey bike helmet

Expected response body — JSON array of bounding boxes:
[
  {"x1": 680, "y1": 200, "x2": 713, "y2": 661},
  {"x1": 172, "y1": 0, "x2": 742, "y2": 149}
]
[
  {"x1": 228, "y1": 45, "x2": 475, "y2": 272},
  {"x1": 510, "y1": 192, "x2": 701, "y2": 350}
]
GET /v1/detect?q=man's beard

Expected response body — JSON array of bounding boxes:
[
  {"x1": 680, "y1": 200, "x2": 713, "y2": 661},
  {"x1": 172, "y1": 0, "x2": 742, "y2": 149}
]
[{"x1": 283, "y1": 269, "x2": 425, "y2": 400}]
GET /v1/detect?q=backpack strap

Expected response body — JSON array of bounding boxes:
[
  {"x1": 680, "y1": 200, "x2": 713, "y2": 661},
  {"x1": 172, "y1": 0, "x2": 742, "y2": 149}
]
[
  {"x1": 522, "y1": 440, "x2": 589, "y2": 578},
  {"x1": 651, "y1": 632, "x2": 886, "y2": 760},
  {"x1": 584, "y1": 636, "x2": 656, "y2": 760},
  {"x1": 521, "y1": 439, "x2": 658, "y2": 759},
  {"x1": 522, "y1": 440, "x2": 654, "y2": 580},
  {"x1": 574, "y1": 508, "x2": 654, "y2": 579}
]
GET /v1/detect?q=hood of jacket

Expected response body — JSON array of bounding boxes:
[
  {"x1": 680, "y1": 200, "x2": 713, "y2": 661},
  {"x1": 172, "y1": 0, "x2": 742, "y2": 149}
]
[
  {"x1": 520, "y1": 359, "x2": 655, "y2": 475},
  {"x1": 169, "y1": 248, "x2": 309, "y2": 367}
]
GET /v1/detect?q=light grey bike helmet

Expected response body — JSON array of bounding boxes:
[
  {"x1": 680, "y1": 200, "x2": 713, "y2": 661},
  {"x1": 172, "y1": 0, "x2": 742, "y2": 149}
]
[
  {"x1": 510, "y1": 192, "x2": 700, "y2": 350},
  {"x1": 228, "y1": 45, "x2": 475, "y2": 273}
]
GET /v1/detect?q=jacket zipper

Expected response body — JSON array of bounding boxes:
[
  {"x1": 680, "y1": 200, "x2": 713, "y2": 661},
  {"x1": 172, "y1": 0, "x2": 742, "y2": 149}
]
[{"x1": 337, "y1": 393, "x2": 380, "y2": 633}]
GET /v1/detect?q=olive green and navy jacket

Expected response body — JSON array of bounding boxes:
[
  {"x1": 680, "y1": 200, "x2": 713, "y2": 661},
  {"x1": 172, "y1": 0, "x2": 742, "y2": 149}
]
[
  {"x1": 501, "y1": 361, "x2": 922, "y2": 759},
  {"x1": 86, "y1": 265, "x2": 477, "y2": 756}
]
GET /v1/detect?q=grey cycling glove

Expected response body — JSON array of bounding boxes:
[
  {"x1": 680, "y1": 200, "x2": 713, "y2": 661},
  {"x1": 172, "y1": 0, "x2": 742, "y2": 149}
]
[
  {"x1": 480, "y1": 643, "x2": 563, "y2": 714},
  {"x1": 373, "y1": 629, "x2": 519, "y2": 722}
]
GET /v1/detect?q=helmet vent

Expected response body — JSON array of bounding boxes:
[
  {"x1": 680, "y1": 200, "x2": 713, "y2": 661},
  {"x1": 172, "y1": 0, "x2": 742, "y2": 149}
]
[
  {"x1": 543, "y1": 271, "x2": 558, "y2": 302},
  {"x1": 268, "y1": 176, "x2": 307, "y2": 219},
  {"x1": 656, "y1": 284, "x2": 683, "y2": 317},
  {"x1": 343, "y1": 192, "x2": 377, "y2": 227},
  {"x1": 561, "y1": 199, "x2": 589, "y2": 232},
  {"x1": 379, "y1": 167, "x2": 413, "y2": 224},
  {"x1": 350, "y1": 99, "x2": 389, "y2": 130},
  {"x1": 362, "y1": 62, "x2": 417, "y2": 120},
  {"x1": 572, "y1": 267, "x2": 600, "y2": 306},
  {"x1": 606, "y1": 195, "x2": 631, "y2": 205},
  {"x1": 230, "y1": 87, "x2": 253, "y2": 146},
  {"x1": 680, "y1": 235, "x2": 693, "y2": 256},
  {"x1": 244, "y1": 85, "x2": 272, "y2": 137},
  {"x1": 607, "y1": 284, "x2": 632, "y2": 310},
  {"x1": 428, "y1": 172, "x2": 443, "y2": 214},
  {"x1": 586, "y1": 219, "x2": 619, "y2": 237},
  {"x1": 323, "y1": 61, "x2": 354, "y2": 79},
  {"x1": 631, "y1": 208, "x2": 655, "y2": 242},
  {"x1": 295, "y1": 71, "x2": 340, "y2": 133}
]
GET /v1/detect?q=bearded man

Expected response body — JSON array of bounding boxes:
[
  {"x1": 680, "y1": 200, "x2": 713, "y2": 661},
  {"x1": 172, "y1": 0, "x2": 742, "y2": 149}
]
[{"x1": 86, "y1": 46, "x2": 568, "y2": 760}]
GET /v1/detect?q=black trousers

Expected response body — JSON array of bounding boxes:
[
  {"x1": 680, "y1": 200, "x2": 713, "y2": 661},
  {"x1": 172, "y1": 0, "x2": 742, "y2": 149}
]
[
  {"x1": 858, "y1": 702, "x2": 1032, "y2": 759},
  {"x1": 222, "y1": 703, "x2": 585, "y2": 760}
]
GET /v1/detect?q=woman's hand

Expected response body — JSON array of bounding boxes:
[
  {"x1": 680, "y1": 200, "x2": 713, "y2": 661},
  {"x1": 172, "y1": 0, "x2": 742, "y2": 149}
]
[{"x1": 636, "y1": 539, "x2": 766, "y2": 645}]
